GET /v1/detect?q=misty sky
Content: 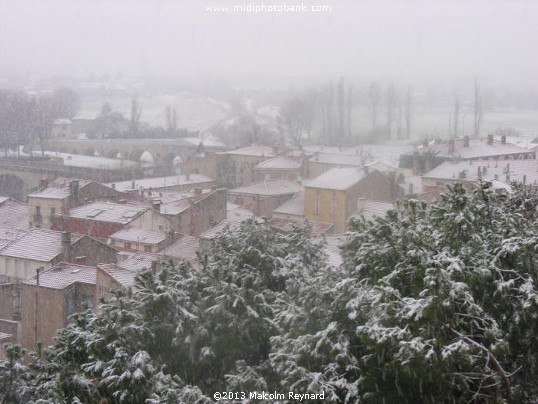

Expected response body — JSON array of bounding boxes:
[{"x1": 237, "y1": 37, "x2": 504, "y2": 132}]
[{"x1": 0, "y1": 0, "x2": 537, "y2": 87}]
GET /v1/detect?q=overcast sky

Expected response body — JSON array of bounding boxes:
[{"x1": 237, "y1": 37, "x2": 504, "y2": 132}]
[{"x1": 0, "y1": 0, "x2": 537, "y2": 87}]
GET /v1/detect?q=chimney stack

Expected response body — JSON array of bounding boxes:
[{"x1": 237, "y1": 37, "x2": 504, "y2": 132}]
[
  {"x1": 501, "y1": 135, "x2": 506, "y2": 145},
  {"x1": 36, "y1": 267, "x2": 43, "y2": 286},
  {"x1": 71, "y1": 180, "x2": 80, "y2": 206},
  {"x1": 463, "y1": 135, "x2": 470, "y2": 147},
  {"x1": 62, "y1": 231, "x2": 71, "y2": 262},
  {"x1": 487, "y1": 134, "x2": 494, "y2": 145},
  {"x1": 39, "y1": 178, "x2": 49, "y2": 190}
]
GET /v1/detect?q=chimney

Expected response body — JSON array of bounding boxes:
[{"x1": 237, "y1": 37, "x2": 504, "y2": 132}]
[
  {"x1": 463, "y1": 135, "x2": 470, "y2": 147},
  {"x1": 131, "y1": 180, "x2": 135, "y2": 189},
  {"x1": 111, "y1": 183, "x2": 116, "y2": 190},
  {"x1": 501, "y1": 135, "x2": 506, "y2": 145},
  {"x1": 487, "y1": 134, "x2": 493, "y2": 145},
  {"x1": 71, "y1": 180, "x2": 79, "y2": 206},
  {"x1": 151, "y1": 199, "x2": 161, "y2": 212},
  {"x1": 39, "y1": 178, "x2": 49, "y2": 190},
  {"x1": 36, "y1": 267, "x2": 43, "y2": 286},
  {"x1": 357, "y1": 197, "x2": 365, "y2": 212},
  {"x1": 62, "y1": 231, "x2": 71, "y2": 262}
]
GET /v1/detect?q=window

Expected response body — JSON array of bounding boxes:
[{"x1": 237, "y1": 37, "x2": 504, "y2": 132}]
[
  {"x1": 50, "y1": 207, "x2": 56, "y2": 223},
  {"x1": 34, "y1": 206, "x2": 42, "y2": 224},
  {"x1": 124, "y1": 242, "x2": 132, "y2": 250},
  {"x1": 314, "y1": 192, "x2": 320, "y2": 214},
  {"x1": 144, "y1": 245, "x2": 152, "y2": 252}
]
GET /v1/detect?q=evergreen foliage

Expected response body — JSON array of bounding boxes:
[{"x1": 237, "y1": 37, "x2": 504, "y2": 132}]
[{"x1": 2, "y1": 185, "x2": 538, "y2": 402}]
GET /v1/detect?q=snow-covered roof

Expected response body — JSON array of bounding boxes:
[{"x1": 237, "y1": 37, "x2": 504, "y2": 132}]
[
  {"x1": 98, "y1": 263, "x2": 136, "y2": 287},
  {"x1": 31, "y1": 151, "x2": 138, "y2": 170},
  {"x1": 200, "y1": 220, "x2": 239, "y2": 240},
  {"x1": 68, "y1": 202, "x2": 149, "y2": 224},
  {"x1": 110, "y1": 228, "x2": 167, "y2": 245},
  {"x1": 224, "y1": 145, "x2": 277, "y2": 158},
  {"x1": 53, "y1": 118, "x2": 71, "y2": 125},
  {"x1": 354, "y1": 201, "x2": 394, "y2": 221},
  {"x1": 23, "y1": 262, "x2": 96, "y2": 289},
  {"x1": 227, "y1": 202, "x2": 256, "y2": 223},
  {"x1": 255, "y1": 155, "x2": 303, "y2": 170},
  {"x1": 421, "y1": 137, "x2": 530, "y2": 160},
  {"x1": 107, "y1": 174, "x2": 214, "y2": 192},
  {"x1": 304, "y1": 167, "x2": 365, "y2": 191},
  {"x1": 272, "y1": 191, "x2": 304, "y2": 217},
  {"x1": 28, "y1": 178, "x2": 94, "y2": 200},
  {"x1": 309, "y1": 152, "x2": 362, "y2": 167},
  {"x1": 183, "y1": 137, "x2": 227, "y2": 148},
  {"x1": 0, "y1": 229, "x2": 82, "y2": 262},
  {"x1": 229, "y1": 179, "x2": 301, "y2": 196},
  {"x1": 160, "y1": 235, "x2": 200, "y2": 263},
  {"x1": 423, "y1": 159, "x2": 538, "y2": 186},
  {"x1": 365, "y1": 160, "x2": 397, "y2": 173},
  {"x1": 118, "y1": 252, "x2": 160, "y2": 272},
  {"x1": 0, "y1": 198, "x2": 28, "y2": 232}
]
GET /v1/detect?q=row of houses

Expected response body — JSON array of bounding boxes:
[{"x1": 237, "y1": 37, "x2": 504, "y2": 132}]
[{"x1": 2, "y1": 133, "x2": 537, "y2": 358}]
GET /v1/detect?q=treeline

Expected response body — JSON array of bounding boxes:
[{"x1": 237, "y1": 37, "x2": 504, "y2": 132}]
[
  {"x1": 0, "y1": 88, "x2": 78, "y2": 155},
  {"x1": 90, "y1": 101, "x2": 193, "y2": 140},
  {"x1": 277, "y1": 79, "x2": 414, "y2": 147},
  {"x1": 2, "y1": 183, "x2": 538, "y2": 402}
]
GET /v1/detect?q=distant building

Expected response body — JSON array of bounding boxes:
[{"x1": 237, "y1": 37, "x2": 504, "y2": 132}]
[
  {"x1": 228, "y1": 179, "x2": 301, "y2": 217},
  {"x1": 422, "y1": 158, "x2": 538, "y2": 191},
  {"x1": 106, "y1": 174, "x2": 215, "y2": 194},
  {"x1": 52, "y1": 201, "x2": 171, "y2": 239},
  {"x1": 0, "y1": 197, "x2": 29, "y2": 238},
  {"x1": 158, "y1": 188, "x2": 227, "y2": 236},
  {"x1": 28, "y1": 178, "x2": 122, "y2": 229},
  {"x1": 254, "y1": 152, "x2": 305, "y2": 182},
  {"x1": 51, "y1": 118, "x2": 72, "y2": 139},
  {"x1": 0, "y1": 229, "x2": 117, "y2": 285},
  {"x1": 20, "y1": 263, "x2": 96, "y2": 350},
  {"x1": 400, "y1": 135, "x2": 533, "y2": 175},
  {"x1": 217, "y1": 145, "x2": 278, "y2": 187},
  {"x1": 109, "y1": 227, "x2": 170, "y2": 253},
  {"x1": 303, "y1": 167, "x2": 403, "y2": 233}
]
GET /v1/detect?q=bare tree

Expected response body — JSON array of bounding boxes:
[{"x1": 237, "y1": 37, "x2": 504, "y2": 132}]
[
  {"x1": 129, "y1": 97, "x2": 142, "y2": 134},
  {"x1": 28, "y1": 95, "x2": 55, "y2": 157},
  {"x1": 385, "y1": 83, "x2": 396, "y2": 139},
  {"x1": 347, "y1": 84, "x2": 354, "y2": 139},
  {"x1": 368, "y1": 82, "x2": 381, "y2": 133},
  {"x1": 396, "y1": 100, "x2": 404, "y2": 139},
  {"x1": 405, "y1": 86, "x2": 412, "y2": 139},
  {"x1": 165, "y1": 105, "x2": 178, "y2": 133},
  {"x1": 278, "y1": 95, "x2": 310, "y2": 147},
  {"x1": 473, "y1": 79, "x2": 483, "y2": 138},
  {"x1": 51, "y1": 87, "x2": 79, "y2": 119},
  {"x1": 337, "y1": 77, "x2": 345, "y2": 142},
  {"x1": 453, "y1": 92, "x2": 460, "y2": 138}
]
